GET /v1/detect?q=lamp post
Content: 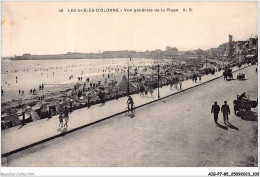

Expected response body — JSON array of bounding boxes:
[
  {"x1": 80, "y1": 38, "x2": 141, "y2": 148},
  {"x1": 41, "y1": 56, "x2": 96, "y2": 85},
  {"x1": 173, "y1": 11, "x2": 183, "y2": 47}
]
[
  {"x1": 157, "y1": 64, "x2": 160, "y2": 99},
  {"x1": 127, "y1": 55, "x2": 132, "y2": 96}
]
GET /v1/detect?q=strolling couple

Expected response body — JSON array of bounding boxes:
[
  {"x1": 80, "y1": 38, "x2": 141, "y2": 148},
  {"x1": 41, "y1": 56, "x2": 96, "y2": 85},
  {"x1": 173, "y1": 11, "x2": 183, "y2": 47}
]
[
  {"x1": 59, "y1": 107, "x2": 70, "y2": 129},
  {"x1": 211, "y1": 101, "x2": 230, "y2": 125}
]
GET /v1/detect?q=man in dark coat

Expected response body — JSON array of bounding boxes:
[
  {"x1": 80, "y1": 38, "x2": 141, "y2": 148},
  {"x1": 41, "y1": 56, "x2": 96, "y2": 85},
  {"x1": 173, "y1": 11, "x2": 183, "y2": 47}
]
[
  {"x1": 221, "y1": 101, "x2": 230, "y2": 124},
  {"x1": 211, "y1": 101, "x2": 220, "y2": 125}
]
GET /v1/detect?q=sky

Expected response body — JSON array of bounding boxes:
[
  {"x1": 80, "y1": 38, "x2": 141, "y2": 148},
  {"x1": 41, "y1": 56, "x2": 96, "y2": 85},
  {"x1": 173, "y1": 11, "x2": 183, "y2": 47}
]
[{"x1": 1, "y1": 1, "x2": 258, "y2": 56}]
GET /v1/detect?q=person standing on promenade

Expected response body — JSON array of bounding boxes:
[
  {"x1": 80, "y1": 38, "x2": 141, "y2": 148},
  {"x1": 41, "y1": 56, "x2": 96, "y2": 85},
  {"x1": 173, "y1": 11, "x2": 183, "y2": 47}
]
[
  {"x1": 22, "y1": 112, "x2": 26, "y2": 126},
  {"x1": 179, "y1": 79, "x2": 182, "y2": 90},
  {"x1": 211, "y1": 101, "x2": 220, "y2": 125},
  {"x1": 48, "y1": 106, "x2": 52, "y2": 118},
  {"x1": 69, "y1": 100, "x2": 73, "y2": 113},
  {"x1": 58, "y1": 113, "x2": 63, "y2": 129},
  {"x1": 144, "y1": 86, "x2": 148, "y2": 97},
  {"x1": 169, "y1": 80, "x2": 173, "y2": 90},
  {"x1": 221, "y1": 101, "x2": 230, "y2": 124},
  {"x1": 63, "y1": 107, "x2": 69, "y2": 128}
]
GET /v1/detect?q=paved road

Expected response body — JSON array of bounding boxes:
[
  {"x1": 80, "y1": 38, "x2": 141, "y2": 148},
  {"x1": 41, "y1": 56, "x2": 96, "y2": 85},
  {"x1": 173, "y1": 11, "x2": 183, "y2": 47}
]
[{"x1": 3, "y1": 65, "x2": 258, "y2": 167}]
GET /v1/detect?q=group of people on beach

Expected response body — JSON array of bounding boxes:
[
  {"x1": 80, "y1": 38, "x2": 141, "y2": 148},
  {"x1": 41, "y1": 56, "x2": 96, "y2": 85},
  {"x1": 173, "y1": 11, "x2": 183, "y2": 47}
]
[
  {"x1": 39, "y1": 83, "x2": 44, "y2": 90},
  {"x1": 18, "y1": 89, "x2": 25, "y2": 95},
  {"x1": 29, "y1": 88, "x2": 37, "y2": 94}
]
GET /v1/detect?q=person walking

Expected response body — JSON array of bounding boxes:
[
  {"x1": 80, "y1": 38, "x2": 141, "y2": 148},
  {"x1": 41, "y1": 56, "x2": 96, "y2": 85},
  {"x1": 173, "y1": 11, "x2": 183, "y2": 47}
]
[
  {"x1": 211, "y1": 101, "x2": 220, "y2": 125},
  {"x1": 58, "y1": 113, "x2": 63, "y2": 129},
  {"x1": 149, "y1": 87, "x2": 154, "y2": 97},
  {"x1": 221, "y1": 101, "x2": 230, "y2": 124},
  {"x1": 126, "y1": 96, "x2": 134, "y2": 113},
  {"x1": 63, "y1": 107, "x2": 69, "y2": 128}
]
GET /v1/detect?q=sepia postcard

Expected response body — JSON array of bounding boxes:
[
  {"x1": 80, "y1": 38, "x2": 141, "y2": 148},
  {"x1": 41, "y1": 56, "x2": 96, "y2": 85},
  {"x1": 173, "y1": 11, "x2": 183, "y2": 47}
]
[{"x1": 1, "y1": 1, "x2": 259, "y2": 176}]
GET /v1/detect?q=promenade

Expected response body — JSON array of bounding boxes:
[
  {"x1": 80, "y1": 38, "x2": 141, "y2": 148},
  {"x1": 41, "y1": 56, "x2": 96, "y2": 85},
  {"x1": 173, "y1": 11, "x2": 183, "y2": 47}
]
[{"x1": 1, "y1": 64, "x2": 250, "y2": 156}]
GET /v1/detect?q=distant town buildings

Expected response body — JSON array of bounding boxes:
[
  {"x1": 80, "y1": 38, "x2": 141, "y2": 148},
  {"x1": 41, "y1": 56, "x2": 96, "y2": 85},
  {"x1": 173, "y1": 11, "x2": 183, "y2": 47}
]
[{"x1": 9, "y1": 35, "x2": 258, "y2": 62}]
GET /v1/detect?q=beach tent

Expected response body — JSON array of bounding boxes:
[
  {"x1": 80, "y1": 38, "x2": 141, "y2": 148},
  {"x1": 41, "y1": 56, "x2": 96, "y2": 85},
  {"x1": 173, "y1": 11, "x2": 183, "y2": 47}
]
[
  {"x1": 30, "y1": 111, "x2": 40, "y2": 121},
  {"x1": 2, "y1": 113, "x2": 22, "y2": 128},
  {"x1": 32, "y1": 102, "x2": 43, "y2": 111},
  {"x1": 18, "y1": 112, "x2": 31, "y2": 122},
  {"x1": 18, "y1": 111, "x2": 40, "y2": 122},
  {"x1": 18, "y1": 112, "x2": 30, "y2": 121},
  {"x1": 114, "y1": 75, "x2": 137, "y2": 92},
  {"x1": 40, "y1": 108, "x2": 49, "y2": 119}
]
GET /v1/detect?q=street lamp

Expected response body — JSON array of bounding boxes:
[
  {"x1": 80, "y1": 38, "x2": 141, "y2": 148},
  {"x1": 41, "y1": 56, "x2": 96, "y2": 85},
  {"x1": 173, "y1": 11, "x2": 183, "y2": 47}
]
[
  {"x1": 157, "y1": 64, "x2": 160, "y2": 99},
  {"x1": 127, "y1": 55, "x2": 132, "y2": 96}
]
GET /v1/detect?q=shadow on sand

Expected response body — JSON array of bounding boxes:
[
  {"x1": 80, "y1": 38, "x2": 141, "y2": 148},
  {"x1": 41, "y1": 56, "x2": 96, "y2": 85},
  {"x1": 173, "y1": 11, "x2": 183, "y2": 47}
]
[
  {"x1": 216, "y1": 123, "x2": 228, "y2": 130},
  {"x1": 225, "y1": 78, "x2": 236, "y2": 81},
  {"x1": 159, "y1": 99, "x2": 166, "y2": 103},
  {"x1": 225, "y1": 122, "x2": 239, "y2": 131},
  {"x1": 237, "y1": 110, "x2": 258, "y2": 122}
]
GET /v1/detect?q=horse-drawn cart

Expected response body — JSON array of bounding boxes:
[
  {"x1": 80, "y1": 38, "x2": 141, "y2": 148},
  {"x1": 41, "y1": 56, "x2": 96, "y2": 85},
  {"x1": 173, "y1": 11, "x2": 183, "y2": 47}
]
[
  {"x1": 223, "y1": 69, "x2": 233, "y2": 80},
  {"x1": 237, "y1": 73, "x2": 246, "y2": 80}
]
